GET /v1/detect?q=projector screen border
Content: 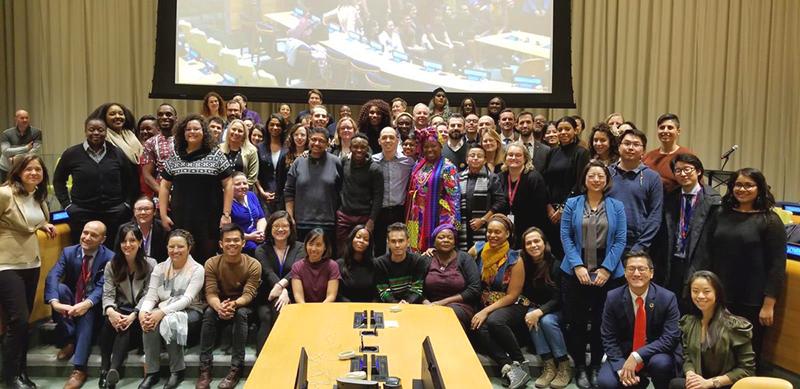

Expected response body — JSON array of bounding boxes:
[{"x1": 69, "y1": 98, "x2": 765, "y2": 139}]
[{"x1": 150, "y1": 0, "x2": 575, "y2": 108}]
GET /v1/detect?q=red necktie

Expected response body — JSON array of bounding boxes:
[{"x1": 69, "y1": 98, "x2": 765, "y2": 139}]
[
  {"x1": 75, "y1": 255, "x2": 91, "y2": 302},
  {"x1": 633, "y1": 297, "x2": 646, "y2": 371}
]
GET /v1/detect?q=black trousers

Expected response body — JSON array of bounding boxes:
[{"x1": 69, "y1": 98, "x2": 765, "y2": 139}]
[
  {"x1": 728, "y1": 303, "x2": 764, "y2": 371},
  {"x1": 373, "y1": 205, "x2": 405, "y2": 256},
  {"x1": 256, "y1": 304, "x2": 281, "y2": 356},
  {"x1": 66, "y1": 203, "x2": 131, "y2": 248},
  {"x1": 475, "y1": 304, "x2": 528, "y2": 367},
  {"x1": 0, "y1": 268, "x2": 39, "y2": 380},
  {"x1": 99, "y1": 314, "x2": 142, "y2": 371},
  {"x1": 562, "y1": 274, "x2": 625, "y2": 368}
]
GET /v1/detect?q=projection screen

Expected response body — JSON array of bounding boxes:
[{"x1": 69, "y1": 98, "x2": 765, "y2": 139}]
[{"x1": 151, "y1": 0, "x2": 575, "y2": 107}]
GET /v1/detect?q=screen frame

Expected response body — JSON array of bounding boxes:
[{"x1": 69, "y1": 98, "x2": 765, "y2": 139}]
[{"x1": 151, "y1": 0, "x2": 575, "y2": 108}]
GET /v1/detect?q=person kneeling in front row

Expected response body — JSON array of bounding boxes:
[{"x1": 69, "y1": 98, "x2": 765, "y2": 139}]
[
  {"x1": 598, "y1": 251, "x2": 682, "y2": 389},
  {"x1": 197, "y1": 224, "x2": 262, "y2": 389}
]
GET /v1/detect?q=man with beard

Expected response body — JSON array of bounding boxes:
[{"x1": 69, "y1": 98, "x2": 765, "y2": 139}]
[
  {"x1": 517, "y1": 111, "x2": 551, "y2": 173},
  {"x1": 141, "y1": 104, "x2": 178, "y2": 196},
  {"x1": 442, "y1": 114, "x2": 468, "y2": 171}
]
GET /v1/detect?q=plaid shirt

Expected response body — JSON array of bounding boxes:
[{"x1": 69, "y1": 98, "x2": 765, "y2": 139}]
[{"x1": 140, "y1": 133, "x2": 174, "y2": 177}]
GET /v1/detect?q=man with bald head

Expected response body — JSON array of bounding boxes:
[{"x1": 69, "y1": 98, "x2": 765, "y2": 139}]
[
  {"x1": 1, "y1": 109, "x2": 43, "y2": 182},
  {"x1": 412, "y1": 103, "x2": 430, "y2": 131},
  {"x1": 372, "y1": 127, "x2": 414, "y2": 254},
  {"x1": 45, "y1": 221, "x2": 114, "y2": 388}
]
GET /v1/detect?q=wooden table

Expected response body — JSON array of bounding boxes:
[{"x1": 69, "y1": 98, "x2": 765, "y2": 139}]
[{"x1": 245, "y1": 302, "x2": 492, "y2": 388}]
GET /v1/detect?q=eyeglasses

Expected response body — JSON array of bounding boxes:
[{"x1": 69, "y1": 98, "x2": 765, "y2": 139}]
[
  {"x1": 673, "y1": 166, "x2": 696, "y2": 175},
  {"x1": 625, "y1": 266, "x2": 652, "y2": 274},
  {"x1": 620, "y1": 141, "x2": 644, "y2": 148},
  {"x1": 134, "y1": 207, "x2": 154, "y2": 213},
  {"x1": 733, "y1": 182, "x2": 757, "y2": 190}
]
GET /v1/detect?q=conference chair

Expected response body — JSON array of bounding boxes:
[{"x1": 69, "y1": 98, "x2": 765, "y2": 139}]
[
  {"x1": 365, "y1": 72, "x2": 391, "y2": 90},
  {"x1": 349, "y1": 60, "x2": 381, "y2": 89},
  {"x1": 515, "y1": 58, "x2": 548, "y2": 78},
  {"x1": 731, "y1": 377, "x2": 793, "y2": 389},
  {"x1": 325, "y1": 49, "x2": 350, "y2": 88}
]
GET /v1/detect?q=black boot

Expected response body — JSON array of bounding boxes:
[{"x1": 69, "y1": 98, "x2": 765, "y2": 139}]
[
  {"x1": 138, "y1": 373, "x2": 160, "y2": 389},
  {"x1": 589, "y1": 366, "x2": 600, "y2": 388},
  {"x1": 5, "y1": 376, "x2": 35, "y2": 389},
  {"x1": 163, "y1": 369, "x2": 185, "y2": 389},
  {"x1": 575, "y1": 366, "x2": 591, "y2": 389},
  {"x1": 98, "y1": 370, "x2": 108, "y2": 388}
]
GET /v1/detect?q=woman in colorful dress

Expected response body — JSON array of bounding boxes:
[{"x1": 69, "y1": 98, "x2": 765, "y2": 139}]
[{"x1": 405, "y1": 126, "x2": 460, "y2": 253}]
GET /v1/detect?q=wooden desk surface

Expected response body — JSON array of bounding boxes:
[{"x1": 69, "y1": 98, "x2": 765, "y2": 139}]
[{"x1": 246, "y1": 302, "x2": 492, "y2": 389}]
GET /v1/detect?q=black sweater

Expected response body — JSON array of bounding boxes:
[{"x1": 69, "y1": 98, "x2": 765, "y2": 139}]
[
  {"x1": 340, "y1": 157, "x2": 384, "y2": 221},
  {"x1": 709, "y1": 209, "x2": 786, "y2": 307},
  {"x1": 522, "y1": 256, "x2": 562, "y2": 314},
  {"x1": 336, "y1": 257, "x2": 378, "y2": 302},
  {"x1": 543, "y1": 142, "x2": 590, "y2": 205},
  {"x1": 53, "y1": 142, "x2": 135, "y2": 210}
]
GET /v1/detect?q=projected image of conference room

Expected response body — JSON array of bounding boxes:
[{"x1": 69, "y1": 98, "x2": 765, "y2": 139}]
[{"x1": 175, "y1": 0, "x2": 553, "y2": 92}]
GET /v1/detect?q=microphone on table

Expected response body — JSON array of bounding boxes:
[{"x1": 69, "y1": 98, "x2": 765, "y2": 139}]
[{"x1": 720, "y1": 144, "x2": 739, "y2": 159}]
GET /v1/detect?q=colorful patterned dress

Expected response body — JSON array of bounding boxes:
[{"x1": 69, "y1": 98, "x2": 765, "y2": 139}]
[{"x1": 405, "y1": 157, "x2": 460, "y2": 252}]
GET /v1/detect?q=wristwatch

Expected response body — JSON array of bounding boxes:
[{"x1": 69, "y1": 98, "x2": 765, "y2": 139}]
[{"x1": 712, "y1": 378, "x2": 721, "y2": 388}]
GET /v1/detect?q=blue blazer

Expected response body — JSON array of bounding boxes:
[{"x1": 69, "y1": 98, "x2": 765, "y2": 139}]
[
  {"x1": 600, "y1": 283, "x2": 682, "y2": 372},
  {"x1": 559, "y1": 195, "x2": 627, "y2": 278},
  {"x1": 44, "y1": 244, "x2": 114, "y2": 307}
]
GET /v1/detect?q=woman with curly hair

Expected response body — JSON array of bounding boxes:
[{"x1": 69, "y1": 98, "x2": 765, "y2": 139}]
[
  {"x1": 283, "y1": 124, "x2": 307, "y2": 168},
  {"x1": 357, "y1": 99, "x2": 392, "y2": 152},
  {"x1": 201, "y1": 91, "x2": 226, "y2": 119},
  {"x1": 159, "y1": 114, "x2": 233, "y2": 263}
]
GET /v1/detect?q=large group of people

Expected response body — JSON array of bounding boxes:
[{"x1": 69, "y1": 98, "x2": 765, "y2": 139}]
[{"x1": 0, "y1": 87, "x2": 788, "y2": 389}]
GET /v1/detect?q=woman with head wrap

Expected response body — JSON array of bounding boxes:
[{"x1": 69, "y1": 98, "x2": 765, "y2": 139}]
[{"x1": 405, "y1": 127, "x2": 461, "y2": 253}]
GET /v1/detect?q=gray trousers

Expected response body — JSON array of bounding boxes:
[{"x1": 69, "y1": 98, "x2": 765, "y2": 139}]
[{"x1": 142, "y1": 310, "x2": 202, "y2": 373}]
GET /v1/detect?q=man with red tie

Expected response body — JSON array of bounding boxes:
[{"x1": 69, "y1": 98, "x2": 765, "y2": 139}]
[
  {"x1": 597, "y1": 251, "x2": 681, "y2": 389},
  {"x1": 45, "y1": 221, "x2": 113, "y2": 389}
]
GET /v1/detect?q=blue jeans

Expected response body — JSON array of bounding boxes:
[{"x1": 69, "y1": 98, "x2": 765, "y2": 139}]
[{"x1": 528, "y1": 310, "x2": 568, "y2": 359}]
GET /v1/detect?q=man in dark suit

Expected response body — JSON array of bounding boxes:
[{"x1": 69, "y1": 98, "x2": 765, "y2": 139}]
[
  {"x1": 44, "y1": 221, "x2": 114, "y2": 389},
  {"x1": 655, "y1": 154, "x2": 720, "y2": 310},
  {"x1": 516, "y1": 111, "x2": 551, "y2": 173},
  {"x1": 598, "y1": 251, "x2": 681, "y2": 389},
  {"x1": 131, "y1": 196, "x2": 167, "y2": 261}
]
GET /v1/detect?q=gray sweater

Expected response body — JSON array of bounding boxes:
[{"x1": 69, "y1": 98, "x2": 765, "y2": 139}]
[{"x1": 284, "y1": 153, "x2": 343, "y2": 226}]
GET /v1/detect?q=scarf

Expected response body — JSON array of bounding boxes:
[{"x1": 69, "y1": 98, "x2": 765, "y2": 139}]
[
  {"x1": 481, "y1": 240, "x2": 510, "y2": 284},
  {"x1": 408, "y1": 156, "x2": 446, "y2": 249},
  {"x1": 106, "y1": 128, "x2": 143, "y2": 164}
]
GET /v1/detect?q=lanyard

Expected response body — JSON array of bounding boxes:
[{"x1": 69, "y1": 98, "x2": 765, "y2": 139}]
[{"x1": 507, "y1": 174, "x2": 522, "y2": 206}]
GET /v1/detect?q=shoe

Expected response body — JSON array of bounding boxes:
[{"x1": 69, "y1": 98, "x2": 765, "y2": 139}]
[
  {"x1": 575, "y1": 367, "x2": 591, "y2": 388},
  {"x1": 105, "y1": 369, "x2": 120, "y2": 389},
  {"x1": 196, "y1": 365, "x2": 212, "y2": 389},
  {"x1": 98, "y1": 370, "x2": 107, "y2": 389},
  {"x1": 534, "y1": 359, "x2": 556, "y2": 388},
  {"x1": 163, "y1": 370, "x2": 185, "y2": 389},
  {"x1": 550, "y1": 360, "x2": 573, "y2": 389},
  {"x1": 19, "y1": 371, "x2": 37, "y2": 388},
  {"x1": 138, "y1": 373, "x2": 160, "y2": 389},
  {"x1": 502, "y1": 361, "x2": 530, "y2": 389},
  {"x1": 5, "y1": 376, "x2": 35, "y2": 389},
  {"x1": 64, "y1": 369, "x2": 87, "y2": 389},
  {"x1": 589, "y1": 366, "x2": 599, "y2": 388},
  {"x1": 57, "y1": 344, "x2": 75, "y2": 361},
  {"x1": 217, "y1": 366, "x2": 242, "y2": 389}
]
